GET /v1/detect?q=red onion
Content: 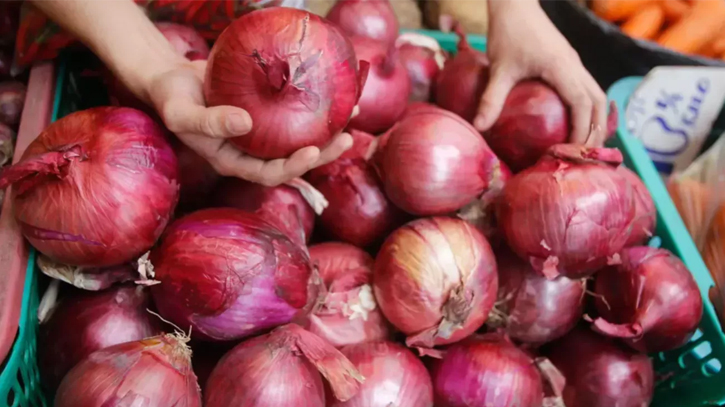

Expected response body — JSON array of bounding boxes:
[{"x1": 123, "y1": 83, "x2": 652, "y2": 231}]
[
  {"x1": 544, "y1": 326, "x2": 654, "y2": 407},
  {"x1": 396, "y1": 33, "x2": 446, "y2": 102},
  {"x1": 171, "y1": 137, "x2": 219, "y2": 212},
  {"x1": 306, "y1": 130, "x2": 404, "y2": 247},
  {"x1": 487, "y1": 247, "x2": 586, "y2": 345},
  {"x1": 331, "y1": 341, "x2": 433, "y2": 407},
  {"x1": 434, "y1": 23, "x2": 489, "y2": 122},
  {"x1": 150, "y1": 208, "x2": 320, "y2": 341},
  {"x1": 211, "y1": 177, "x2": 321, "y2": 246},
  {"x1": 347, "y1": 37, "x2": 410, "y2": 134},
  {"x1": 430, "y1": 334, "x2": 545, "y2": 407},
  {"x1": 38, "y1": 286, "x2": 160, "y2": 390},
  {"x1": 308, "y1": 243, "x2": 390, "y2": 347},
  {"x1": 373, "y1": 217, "x2": 498, "y2": 350},
  {"x1": 204, "y1": 8, "x2": 367, "y2": 159},
  {"x1": 0, "y1": 107, "x2": 179, "y2": 267},
  {"x1": 591, "y1": 246, "x2": 703, "y2": 353},
  {"x1": 496, "y1": 144, "x2": 636, "y2": 279},
  {"x1": 55, "y1": 334, "x2": 202, "y2": 407},
  {"x1": 0, "y1": 121, "x2": 14, "y2": 166},
  {"x1": 620, "y1": 167, "x2": 656, "y2": 246},
  {"x1": 374, "y1": 104, "x2": 510, "y2": 215},
  {"x1": 0, "y1": 81, "x2": 25, "y2": 127},
  {"x1": 205, "y1": 324, "x2": 363, "y2": 407},
  {"x1": 326, "y1": 0, "x2": 399, "y2": 45}
]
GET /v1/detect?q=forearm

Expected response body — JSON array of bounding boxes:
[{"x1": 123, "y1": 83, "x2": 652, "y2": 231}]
[{"x1": 30, "y1": 0, "x2": 185, "y2": 102}]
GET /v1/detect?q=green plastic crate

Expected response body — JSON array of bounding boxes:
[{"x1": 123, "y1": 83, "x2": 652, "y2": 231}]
[{"x1": 1, "y1": 30, "x2": 724, "y2": 407}]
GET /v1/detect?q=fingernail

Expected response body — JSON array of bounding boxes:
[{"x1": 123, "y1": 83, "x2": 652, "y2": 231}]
[{"x1": 226, "y1": 113, "x2": 251, "y2": 135}]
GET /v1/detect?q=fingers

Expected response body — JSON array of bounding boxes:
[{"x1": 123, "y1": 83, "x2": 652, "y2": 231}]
[
  {"x1": 162, "y1": 101, "x2": 253, "y2": 139},
  {"x1": 542, "y1": 68, "x2": 593, "y2": 146},
  {"x1": 583, "y1": 74, "x2": 608, "y2": 148},
  {"x1": 314, "y1": 132, "x2": 354, "y2": 167},
  {"x1": 474, "y1": 66, "x2": 518, "y2": 132}
]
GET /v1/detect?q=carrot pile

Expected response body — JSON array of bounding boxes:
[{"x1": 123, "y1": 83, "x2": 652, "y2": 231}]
[{"x1": 591, "y1": 0, "x2": 725, "y2": 59}]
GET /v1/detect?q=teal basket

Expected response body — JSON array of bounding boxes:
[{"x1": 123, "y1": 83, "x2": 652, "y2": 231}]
[{"x1": 1, "y1": 30, "x2": 724, "y2": 407}]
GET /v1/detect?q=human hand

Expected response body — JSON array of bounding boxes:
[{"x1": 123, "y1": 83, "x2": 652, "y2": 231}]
[
  {"x1": 474, "y1": 1, "x2": 608, "y2": 147},
  {"x1": 146, "y1": 60, "x2": 353, "y2": 186}
]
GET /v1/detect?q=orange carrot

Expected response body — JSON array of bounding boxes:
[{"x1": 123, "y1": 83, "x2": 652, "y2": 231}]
[
  {"x1": 699, "y1": 26, "x2": 725, "y2": 57},
  {"x1": 658, "y1": 0, "x2": 725, "y2": 54},
  {"x1": 621, "y1": 4, "x2": 666, "y2": 40},
  {"x1": 660, "y1": 0, "x2": 691, "y2": 22},
  {"x1": 591, "y1": 0, "x2": 656, "y2": 22}
]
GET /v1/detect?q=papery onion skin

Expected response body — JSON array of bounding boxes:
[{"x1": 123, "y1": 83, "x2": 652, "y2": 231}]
[
  {"x1": 211, "y1": 177, "x2": 314, "y2": 246},
  {"x1": 544, "y1": 326, "x2": 654, "y2": 407},
  {"x1": 38, "y1": 286, "x2": 160, "y2": 390},
  {"x1": 430, "y1": 333, "x2": 544, "y2": 407},
  {"x1": 54, "y1": 334, "x2": 202, "y2": 407},
  {"x1": 150, "y1": 208, "x2": 319, "y2": 341},
  {"x1": 373, "y1": 217, "x2": 498, "y2": 349},
  {"x1": 306, "y1": 130, "x2": 404, "y2": 247},
  {"x1": 308, "y1": 243, "x2": 391, "y2": 347},
  {"x1": 496, "y1": 144, "x2": 635, "y2": 279},
  {"x1": 396, "y1": 33, "x2": 446, "y2": 102},
  {"x1": 331, "y1": 341, "x2": 433, "y2": 407},
  {"x1": 592, "y1": 246, "x2": 703, "y2": 353},
  {"x1": 619, "y1": 167, "x2": 656, "y2": 246},
  {"x1": 488, "y1": 247, "x2": 585, "y2": 345},
  {"x1": 0, "y1": 107, "x2": 179, "y2": 267},
  {"x1": 204, "y1": 8, "x2": 365, "y2": 159},
  {"x1": 205, "y1": 324, "x2": 363, "y2": 407},
  {"x1": 326, "y1": 0, "x2": 399, "y2": 45},
  {"x1": 375, "y1": 105, "x2": 510, "y2": 215},
  {"x1": 347, "y1": 36, "x2": 410, "y2": 134}
]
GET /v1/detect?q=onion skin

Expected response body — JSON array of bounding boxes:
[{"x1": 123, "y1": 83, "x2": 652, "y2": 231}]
[
  {"x1": 331, "y1": 341, "x2": 433, "y2": 407},
  {"x1": 544, "y1": 326, "x2": 654, "y2": 407},
  {"x1": 430, "y1": 334, "x2": 544, "y2": 407},
  {"x1": 592, "y1": 246, "x2": 703, "y2": 353},
  {"x1": 204, "y1": 8, "x2": 366, "y2": 159},
  {"x1": 497, "y1": 144, "x2": 636, "y2": 279},
  {"x1": 0, "y1": 81, "x2": 25, "y2": 127},
  {"x1": 211, "y1": 177, "x2": 314, "y2": 246},
  {"x1": 619, "y1": 167, "x2": 656, "y2": 246},
  {"x1": 38, "y1": 286, "x2": 160, "y2": 390},
  {"x1": 375, "y1": 105, "x2": 510, "y2": 215},
  {"x1": 54, "y1": 334, "x2": 202, "y2": 407},
  {"x1": 396, "y1": 33, "x2": 446, "y2": 103},
  {"x1": 488, "y1": 247, "x2": 586, "y2": 345},
  {"x1": 373, "y1": 217, "x2": 498, "y2": 349},
  {"x1": 306, "y1": 130, "x2": 404, "y2": 247},
  {"x1": 347, "y1": 37, "x2": 410, "y2": 134},
  {"x1": 308, "y1": 243, "x2": 390, "y2": 347},
  {"x1": 0, "y1": 107, "x2": 179, "y2": 267},
  {"x1": 205, "y1": 324, "x2": 363, "y2": 407},
  {"x1": 326, "y1": 0, "x2": 399, "y2": 45},
  {"x1": 150, "y1": 208, "x2": 319, "y2": 341}
]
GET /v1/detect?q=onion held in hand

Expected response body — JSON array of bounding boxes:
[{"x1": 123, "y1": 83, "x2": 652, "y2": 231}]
[
  {"x1": 308, "y1": 243, "x2": 390, "y2": 347},
  {"x1": 150, "y1": 208, "x2": 320, "y2": 341},
  {"x1": 487, "y1": 247, "x2": 585, "y2": 345},
  {"x1": 204, "y1": 8, "x2": 367, "y2": 159},
  {"x1": 592, "y1": 246, "x2": 703, "y2": 353},
  {"x1": 55, "y1": 334, "x2": 202, "y2": 407},
  {"x1": 373, "y1": 217, "x2": 498, "y2": 350},
  {"x1": 620, "y1": 167, "x2": 656, "y2": 246},
  {"x1": 375, "y1": 105, "x2": 510, "y2": 215},
  {"x1": 38, "y1": 286, "x2": 160, "y2": 390},
  {"x1": 497, "y1": 144, "x2": 635, "y2": 278},
  {"x1": 306, "y1": 130, "x2": 404, "y2": 247},
  {"x1": 396, "y1": 33, "x2": 446, "y2": 102},
  {"x1": 326, "y1": 0, "x2": 399, "y2": 45},
  {"x1": 331, "y1": 341, "x2": 433, "y2": 407},
  {"x1": 347, "y1": 37, "x2": 410, "y2": 134},
  {"x1": 205, "y1": 324, "x2": 363, "y2": 407},
  {"x1": 0, "y1": 107, "x2": 179, "y2": 267},
  {"x1": 544, "y1": 326, "x2": 654, "y2": 407},
  {"x1": 430, "y1": 334, "x2": 546, "y2": 407}
]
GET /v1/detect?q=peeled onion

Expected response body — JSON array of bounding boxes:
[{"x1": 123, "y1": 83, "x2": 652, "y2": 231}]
[
  {"x1": 326, "y1": 0, "x2": 399, "y2": 45},
  {"x1": 374, "y1": 105, "x2": 510, "y2": 215},
  {"x1": 592, "y1": 246, "x2": 703, "y2": 353},
  {"x1": 204, "y1": 7, "x2": 367, "y2": 159},
  {"x1": 619, "y1": 167, "x2": 656, "y2": 246},
  {"x1": 0, "y1": 107, "x2": 179, "y2": 267},
  {"x1": 396, "y1": 33, "x2": 446, "y2": 102},
  {"x1": 308, "y1": 243, "x2": 390, "y2": 347},
  {"x1": 150, "y1": 208, "x2": 319, "y2": 341},
  {"x1": 497, "y1": 144, "x2": 636, "y2": 278},
  {"x1": 373, "y1": 217, "x2": 498, "y2": 350}
]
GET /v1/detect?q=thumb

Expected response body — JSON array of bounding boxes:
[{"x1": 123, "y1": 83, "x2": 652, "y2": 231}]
[
  {"x1": 473, "y1": 68, "x2": 517, "y2": 132},
  {"x1": 162, "y1": 100, "x2": 253, "y2": 139}
]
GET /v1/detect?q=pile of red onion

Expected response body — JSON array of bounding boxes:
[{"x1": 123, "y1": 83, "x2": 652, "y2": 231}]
[{"x1": 396, "y1": 33, "x2": 446, "y2": 102}]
